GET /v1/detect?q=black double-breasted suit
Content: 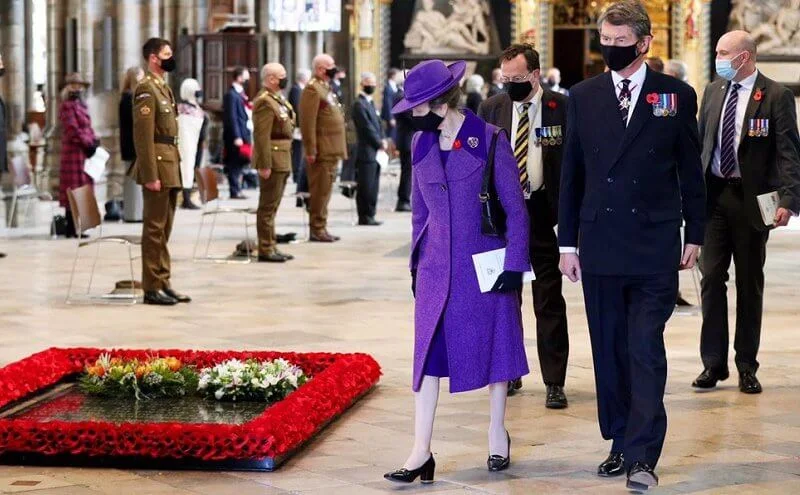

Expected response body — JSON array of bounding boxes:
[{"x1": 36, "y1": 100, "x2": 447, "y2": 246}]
[
  {"x1": 479, "y1": 88, "x2": 570, "y2": 387},
  {"x1": 558, "y1": 65, "x2": 705, "y2": 470}
]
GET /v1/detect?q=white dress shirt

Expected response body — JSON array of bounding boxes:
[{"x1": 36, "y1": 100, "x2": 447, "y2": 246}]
[
  {"x1": 711, "y1": 69, "x2": 758, "y2": 178},
  {"x1": 560, "y1": 63, "x2": 648, "y2": 254},
  {"x1": 611, "y1": 62, "x2": 647, "y2": 127},
  {"x1": 511, "y1": 87, "x2": 544, "y2": 193}
]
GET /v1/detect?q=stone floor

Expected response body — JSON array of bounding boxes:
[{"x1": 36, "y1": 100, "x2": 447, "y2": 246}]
[{"x1": 1, "y1": 179, "x2": 799, "y2": 494}]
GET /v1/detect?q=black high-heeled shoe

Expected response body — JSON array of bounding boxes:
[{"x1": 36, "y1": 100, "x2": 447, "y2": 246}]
[
  {"x1": 384, "y1": 454, "x2": 436, "y2": 484},
  {"x1": 487, "y1": 431, "x2": 511, "y2": 472}
]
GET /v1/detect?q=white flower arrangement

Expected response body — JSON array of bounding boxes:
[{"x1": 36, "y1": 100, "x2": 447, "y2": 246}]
[{"x1": 197, "y1": 358, "x2": 308, "y2": 402}]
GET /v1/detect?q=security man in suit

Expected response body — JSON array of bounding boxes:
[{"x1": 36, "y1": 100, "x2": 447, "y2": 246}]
[
  {"x1": 558, "y1": 2, "x2": 705, "y2": 489},
  {"x1": 352, "y1": 72, "x2": 386, "y2": 226},
  {"x1": 253, "y1": 62, "x2": 296, "y2": 263},
  {"x1": 131, "y1": 37, "x2": 191, "y2": 306},
  {"x1": 299, "y1": 53, "x2": 347, "y2": 243},
  {"x1": 478, "y1": 43, "x2": 570, "y2": 410},
  {"x1": 694, "y1": 30, "x2": 800, "y2": 394}
]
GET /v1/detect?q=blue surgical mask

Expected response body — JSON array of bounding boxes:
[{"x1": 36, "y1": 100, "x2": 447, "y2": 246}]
[{"x1": 715, "y1": 52, "x2": 744, "y2": 81}]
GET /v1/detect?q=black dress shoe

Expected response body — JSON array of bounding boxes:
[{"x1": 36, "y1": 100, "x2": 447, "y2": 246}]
[
  {"x1": 739, "y1": 371, "x2": 762, "y2": 394},
  {"x1": 274, "y1": 249, "x2": 294, "y2": 260},
  {"x1": 258, "y1": 252, "x2": 287, "y2": 263},
  {"x1": 676, "y1": 293, "x2": 693, "y2": 307},
  {"x1": 143, "y1": 290, "x2": 178, "y2": 306},
  {"x1": 545, "y1": 385, "x2": 568, "y2": 409},
  {"x1": 163, "y1": 288, "x2": 191, "y2": 303},
  {"x1": 0, "y1": 253, "x2": 6, "y2": 258},
  {"x1": 395, "y1": 202, "x2": 412, "y2": 212},
  {"x1": 325, "y1": 232, "x2": 341, "y2": 241},
  {"x1": 507, "y1": 378, "x2": 522, "y2": 396},
  {"x1": 626, "y1": 461, "x2": 658, "y2": 490},
  {"x1": 692, "y1": 368, "x2": 729, "y2": 389},
  {"x1": 597, "y1": 452, "x2": 624, "y2": 477},
  {"x1": 384, "y1": 455, "x2": 435, "y2": 484},
  {"x1": 181, "y1": 201, "x2": 201, "y2": 210},
  {"x1": 310, "y1": 232, "x2": 335, "y2": 243},
  {"x1": 230, "y1": 194, "x2": 248, "y2": 200},
  {"x1": 358, "y1": 218, "x2": 383, "y2": 226},
  {"x1": 487, "y1": 431, "x2": 511, "y2": 472}
]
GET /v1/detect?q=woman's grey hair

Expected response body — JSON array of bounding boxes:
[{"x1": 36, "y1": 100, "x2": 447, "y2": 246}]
[
  {"x1": 466, "y1": 74, "x2": 484, "y2": 93},
  {"x1": 665, "y1": 59, "x2": 688, "y2": 82},
  {"x1": 597, "y1": 0, "x2": 652, "y2": 39}
]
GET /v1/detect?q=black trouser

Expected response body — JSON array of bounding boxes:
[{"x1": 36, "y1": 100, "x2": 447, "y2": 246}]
[
  {"x1": 291, "y1": 139, "x2": 308, "y2": 193},
  {"x1": 356, "y1": 158, "x2": 380, "y2": 221},
  {"x1": 397, "y1": 148, "x2": 412, "y2": 205},
  {"x1": 700, "y1": 179, "x2": 769, "y2": 374},
  {"x1": 526, "y1": 191, "x2": 569, "y2": 386},
  {"x1": 583, "y1": 272, "x2": 677, "y2": 470},
  {"x1": 225, "y1": 163, "x2": 246, "y2": 197}
]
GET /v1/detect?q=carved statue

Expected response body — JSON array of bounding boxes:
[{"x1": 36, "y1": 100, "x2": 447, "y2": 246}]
[
  {"x1": 730, "y1": 0, "x2": 800, "y2": 55},
  {"x1": 359, "y1": 0, "x2": 374, "y2": 39},
  {"x1": 404, "y1": 0, "x2": 491, "y2": 55}
]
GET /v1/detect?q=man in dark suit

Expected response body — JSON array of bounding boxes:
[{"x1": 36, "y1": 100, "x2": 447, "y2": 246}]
[
  {"x1": 381, "y1": 67, "x2": 400, "y2": 143},
  {"x1": 394, "y1": 83, "x2": 413, "y2": 212},
  {"x1": 222, "y1": 66, "x2": 252, "y2": 199},
  {"x1": 289, "y1": 69, "x2": 310, "y2": 207},
  {"x1": 558, "y1": 2, "x2": 705, "y2": 489},
  {"x1": 351, "y1": 72, "x2": 385, "y2": 226},
  {"x1": 694, "y1": 30, "x2": 800, "y2": 394},
  {"x1": 478, "y1": 43, "x2": 570, "y2": 410}
]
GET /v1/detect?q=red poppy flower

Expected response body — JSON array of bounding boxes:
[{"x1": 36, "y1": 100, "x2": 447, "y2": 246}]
[
  {"x1": 547, "y1": 100, "x2": 557, "y2": 109},
  {"x1": 646, "y1": 93, "x2": 659, "y2": 104},
  {"x1": 753, "y1": 89, "x2": 763, "y2": 101},
  {"x1": 453, "y1": 139, "x2": 462, "y2": 149}
]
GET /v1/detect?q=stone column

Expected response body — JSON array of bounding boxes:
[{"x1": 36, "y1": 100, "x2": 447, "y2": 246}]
[
  {"x1": 1, "y1": 0, "x2": 29, "y2": 171},
  {"x1": 45, "y1": 0, "x2": 64, "y2": 196}
]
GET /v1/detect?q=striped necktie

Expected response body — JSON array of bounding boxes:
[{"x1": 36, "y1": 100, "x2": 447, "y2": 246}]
[
  {"x1": 719, "y1": 83, "x2": 742, "y2": 178},
  {"x1": 515, "y1": 102, "x2": 531, "y2": 194}
]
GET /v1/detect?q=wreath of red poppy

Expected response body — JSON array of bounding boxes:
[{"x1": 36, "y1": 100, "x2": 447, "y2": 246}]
[
  {"x1": 453, "y1": 139, "x2": 462, "y2": 149},
  {"x1": 753, "y1": 89, "x2": 763, "y2": 101},
  {"x1": 0, "y1": 348, "x2": 381, "y2": 468},
  {"x1": 547, "y1": 100, "x2": 557, "y2": 109},
  {"x1": 646, "y1": 93, "x2": 659, "y2": 105}
]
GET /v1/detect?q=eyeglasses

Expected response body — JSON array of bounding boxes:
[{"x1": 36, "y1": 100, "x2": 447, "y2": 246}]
[{"x1": 499, "y1": 72, "x2": 533, "y2": 84}]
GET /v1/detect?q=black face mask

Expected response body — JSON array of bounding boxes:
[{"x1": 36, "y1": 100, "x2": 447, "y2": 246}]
[
  {"x1": 507, "y1": 81, "x2": 534, "y2": 102},
  {"x1": 325, "y1": 67, "x2": 338, "y2": 79},
  {"x1": 547, "y1": 78, "x2": 556, "y2": 86},
  {"x1": 194, "y1": 90, "x2": 204, "y2": 100},
  {"x1": 278, "y1": 78, "x2": 288, "y2": 90},
  {"x1": 241, "y1": 78, "x2": 250, "y2": 89},
  {"x1": 160, "y1": 56, "x2": 177, "y2": 73},
  {"x1": 68, "y1": 91, "x2": 82, "y2": 101},
  {"x1": 411, "y1": 111, "x2": 445, "y2": 132},
  {"x1": 600, "y1": 43, "x2": 640, "y2": 72},
  {"x1": 0, "y1": 68, "x2": 5, "y2": 78},
  {"x1": 363, "y1": 85, "x2": 376, "y2": 95}
]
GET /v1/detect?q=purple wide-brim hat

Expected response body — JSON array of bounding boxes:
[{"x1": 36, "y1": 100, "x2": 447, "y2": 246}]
[{"x1": 391, "y1": 59, "x2": 467, "y2": 114}]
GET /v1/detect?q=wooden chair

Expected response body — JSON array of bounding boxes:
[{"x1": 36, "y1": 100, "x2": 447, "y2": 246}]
[
  {"x1": 66, "y1": 185, "x2": 140, "y2": 304},
  {"x1": 193, "y1": 166, "x2": 255, "y2": 263}
]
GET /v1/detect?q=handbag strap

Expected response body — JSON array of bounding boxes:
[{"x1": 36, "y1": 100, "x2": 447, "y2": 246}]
[{"x1": 480, "y1": 127, "x2": 505, "y2": 201}]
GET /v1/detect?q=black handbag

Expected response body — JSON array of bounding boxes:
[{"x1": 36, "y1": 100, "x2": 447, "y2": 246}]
[{"x1": 480, "y1": 128, "x2": 507, "y2": 237}]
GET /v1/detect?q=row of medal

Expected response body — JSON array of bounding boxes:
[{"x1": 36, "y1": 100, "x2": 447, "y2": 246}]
[
  {"x1": 652, "y1": 93, "x2": 678, "y2": 117},
  {"x1": 748, "y1": 118, "x2": 769, "y2": 137},
  {"x1": 535, "y1": 125, "x2": 563, "y2": 146}
]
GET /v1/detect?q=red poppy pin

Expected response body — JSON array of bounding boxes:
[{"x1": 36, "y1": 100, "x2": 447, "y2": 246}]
[
  {"x1": 753, "y1": 88, "x2": 763, "y2": 101},
  {"x1": 453, "y1": 139, "x2": 462, "y2": 150},
  {"x1": 547, "y1": 100, "x2": 557, "y2": 109},
  {"x1": 646, "y1": 93, "x2": 659, "y2": 104}
]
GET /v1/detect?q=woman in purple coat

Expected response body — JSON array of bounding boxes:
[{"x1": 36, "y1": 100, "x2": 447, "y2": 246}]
[
  {"x1": 384, "y1": 60, "x2": 530, "y2": 484},
  {"x1": 59, "y1": 73, "x2": 98, "y2": 238}
]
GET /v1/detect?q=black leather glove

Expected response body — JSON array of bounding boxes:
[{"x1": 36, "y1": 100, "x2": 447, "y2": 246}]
[
  {"x1": 85, "y1": 144, "x2": 98, "y2": 158},
  {"x1": 490, "y1": 271, "x2": 523, "y2": 293},
  {"x1": 411, "y1": 269, "x2": 417, "y2": 297}
]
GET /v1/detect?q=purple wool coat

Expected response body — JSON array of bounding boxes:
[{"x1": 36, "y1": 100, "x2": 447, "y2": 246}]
[
  {"x1": 58, "y1": 100, "x2": 97, "y2": 207},
  {"x1": 410, "y1": 110, "x2": 530, "y2": 393}
]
